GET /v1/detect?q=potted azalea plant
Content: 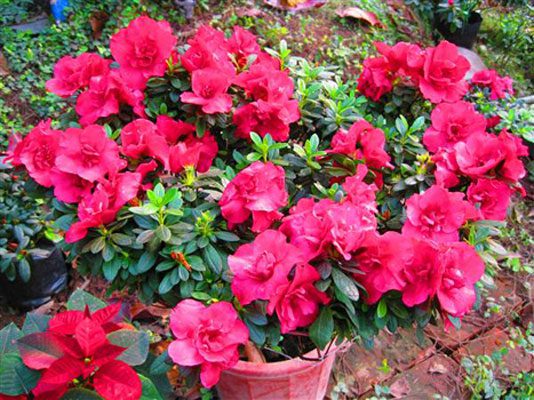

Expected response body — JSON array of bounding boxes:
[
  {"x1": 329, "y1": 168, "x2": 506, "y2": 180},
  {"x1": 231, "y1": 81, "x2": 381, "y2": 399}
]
[
  {"x1": 0, "y1": 158, "x2": 67, "y2": 309},
  {"x1": 6, "y1": 15, "x2": 526, "y2": 399},
  {"x1": 435, "y1": 0, "x2": 483, "y2": 48}
]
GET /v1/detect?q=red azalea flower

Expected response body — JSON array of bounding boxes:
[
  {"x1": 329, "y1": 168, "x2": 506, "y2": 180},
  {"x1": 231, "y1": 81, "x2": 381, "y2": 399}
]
[
  {"x1": 418, "y1": 41, "x2": 470, "y2": 103},
  {"x1": 110, "y1": 16, "x2": 177, "y2": 90},
  {"x1": 168, "y1": 300, "x2": 248, "y2": 388},
  {"x1": 65, "y1": 172, "x2": 140, "y2": 243},
  {"x1": 76, "y1": 71, "x2": 146, "y2": 126},
  {"x1": 155, "y1": 115, "x2": 196, "y2": 144},
  {"x1": 401, "y1": 239, "x2": 443, "y2": 308},
  {"x1": 228, "y1": 26, "x2": 261, "y2": 67},
  {"x1": 55, "y1": 125, "x2": 125, "y2": 182},
  {"x1": 279, "y1": 198, "x2": 335, "y2": 260},
  {"x1": 228, "y1": 229, "x2": 305, "y2": 305},
  {"x1": 402, "y1": 185, "x2": 477, "y2": 242},
  {"x1": 423, "y1": 101, "x2": 486, "y2": 152},
  {"x1": 357, "y1": 57, "x2": 394, "y2": 102},
  {"x1": 374, "y1": 41, "x2": 424, "y2": 81},
  {"x1": 402, "y1": 239, "x2": 485, "y2": 319},
  {"x1": 219, "y1": 161, "x2": 288, "y2": 232},
  {"x1": 233, "y1": 99, "x2": 300, "y2": 141},
  {"x1": 65, "y1": 190, "x2": 117, "y2": 243},
  {"x1": 267, "y1": 264, "x2": 330, "y2": 334},
  {"x1": 342, "y1": 164, "x2": 378, "y2": 225},
  {"x1": 147, "y1": 115, "x2": 197, "y2": 169},
  {"x1": 180, "y1": 26, "x2": 234, "y2": 74},
  {"x1": 435, "y1": 130, "x2": 528, "y2": 186},
  {"x1": 353, "y1": 231, "x2": 412, "y2": 304},
  {"x1": 18, "y1": 120, "x2": 61, "y2": 187},
  {"x1": 467, "y1": 179, "x2": 513, "y2": 221},
  {"x1": 234, "y1": 61, "x2": 294, "y2": 102},
  {"x1": 181, "y1": 68, "x2": 233, "y2": 114},
  {"x1": 330, "y1": 120, "x2": 392, "y2": 170},
  {"x1": 46, "y1": 53, "x2": 111, "y2": 98},
  {"x1": 436, "y1": 242, "x2": 485, "y2": 319},
  {"x1": 324, "y1": 201, "x2": 376, "y2": 260},
  {"x1": 50, "y1": 171, "x2": 93, "y2": 204},
  {"x1": 168, "y1": 132, "x2": 218, "y2": 174},
  {"x1": 471, "y1": 69, "x2": 514, "y2": 100},
  {"x1": 120, "y1": 119, "x2": 159, "y2": 160}
]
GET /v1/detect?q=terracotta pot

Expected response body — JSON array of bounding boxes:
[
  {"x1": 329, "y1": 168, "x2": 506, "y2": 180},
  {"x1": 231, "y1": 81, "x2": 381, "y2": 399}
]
[{"x1": 217, "y1": 342, "x2": 346, "y2": 400}]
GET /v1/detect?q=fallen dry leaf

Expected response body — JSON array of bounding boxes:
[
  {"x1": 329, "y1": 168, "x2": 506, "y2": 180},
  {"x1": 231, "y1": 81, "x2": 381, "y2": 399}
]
[
  {"x1": 390, "y1": 377, "x2": 411, "y2": 398},
  {"x1": 0, "y1": 50, "x2": 10, "y2": 77},
  {"x1": 235, "y1": 7, "x2": 264, "y2": 18},
  {"x1": 336, "y1": 7, "x2": 383, "y2": 27},
  {"x1": 264, "y1": 0, "x2": 328, "y2": 11},
  {"x1": 130, "y1": 301, "x2": 172, "y2": 320},
  {"x1": 89, "y1": 11, "x2": 109, "y2": 40},
  {"x1": 428, "y1": 360, "x2": 449, "y2": 374}
]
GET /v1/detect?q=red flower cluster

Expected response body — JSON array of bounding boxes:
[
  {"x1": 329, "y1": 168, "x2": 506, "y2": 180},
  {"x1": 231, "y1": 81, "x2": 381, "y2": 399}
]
[
  {"x1": 430, "y1": 128, "x2": 527, "y2": 221},
  {"x1": 330, "y1": 120, "x2": 392, "y2": 170},
  {"x1": 46, "y1": 16, "x2": 178, "y2": 124},
  {"x1": 47, "y1": 53, "x2": 146, "y2": 126},
  {"x1": 229, "y1": 230, "x2": 329, "y2": 333},
  {"x1": 180, "y1": 25, "x2": 300, "y2": 140},
  {"x1": 18, "y1": 304, "x2": 141, "y2": 400},
  {"x1": 358, "y1": 40, "x2": 470, "y2": 103},
  {"x1": 471, "y1": 69, "x2": 514, "y2": 100}
]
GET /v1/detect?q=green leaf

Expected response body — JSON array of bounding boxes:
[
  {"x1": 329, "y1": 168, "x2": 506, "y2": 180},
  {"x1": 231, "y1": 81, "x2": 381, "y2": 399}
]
[
  {"x1": 244, "y1": 320, "x2": 266, "y2": 346},
  {"x1": 103, "y1": 258, "x2": 121, "y2": 281},
  {"x1": 111, "y1": 233, "x2": 133, "y2": 247},
  {"x1": 0, "y1": 323, "x2": 22, "y2": 355},
  {"x1": 22, "y1": 312, "x2": 51, "y2": 335},
  {"x1": 214, "y1": 232, "x2": 240, "y2": 242},
  {"x1": 140, "y1": 374, "x2": 164, "y2": 400},
  {"x1": 62, "y1": 388, "x2": 104, "y2": 399},
  {"x1": 136, "y1": 252, "x2": 157, "y2": 274},
  {"x1": 162, "y1": 188, "x2": 179, "y2": 206},
  {"x1": 158, "y1": 273, "x2": 175, "y2": 295},
  {"x1": 108, "y1": 330, "x2": 150, "y2": 366},
  {"x1": 377, "y1": 299, "x2": 388, "y2": 319},
  {"x1": 155, "y1": 225, "x2": 172, "y2": 242},
  {"x1": 17, "y1": 258, "x2": 31, "y2": 282},
  {"x1": 309, "y1": 307, "x2": 334, "y2": 350},
  {"x1": 67, "y1": 289, "x2": 106, "y2": 312},
  {"x1": 202, "y1": 245, "x2": 223, "y2": 275},
  {"x1": 191, "y1": 292, "x2": 211, "y2": 301},
  {"x1": 155, "y1": 260, "x2": 175, "y2": 272},
  {"x1": 153, "y1": 184, "x2": 165, "y2": 200},
  {"x1": 149, "y1": 351, "x2": 170, "y2": 375},
  {"x1": 0, "y1": 353, "x2": 40, "y2": 395},
  {"x1": 331, "y1": 269, "x2": 359, "y2": 301},
  {"x1": 90, "y1": 237, "x2": 106, "y2": 254}
]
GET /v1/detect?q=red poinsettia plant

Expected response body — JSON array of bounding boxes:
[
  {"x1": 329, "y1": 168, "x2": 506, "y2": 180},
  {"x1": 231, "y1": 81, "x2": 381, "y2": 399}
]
[
  {"x1": 4, "y1": 15, "x2": 527, "y2": 392},
  {"x1": 0, "y1": 290, "x2": 162, "y2": 400}
]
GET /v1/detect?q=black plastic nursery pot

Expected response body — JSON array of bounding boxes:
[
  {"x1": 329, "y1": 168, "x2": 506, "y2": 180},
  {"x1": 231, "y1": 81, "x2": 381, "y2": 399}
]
[
  {"x1": 436, "y1": 12, "x2": 482, "y2": 49},
  {"x1": 0, "y1": 242, "x2": 68, "y2": 309}
]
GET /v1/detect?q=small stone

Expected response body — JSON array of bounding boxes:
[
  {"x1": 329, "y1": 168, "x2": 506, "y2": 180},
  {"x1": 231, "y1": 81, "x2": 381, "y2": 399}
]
[{"x1": 457, "y1": 47, "x2": 486, "y2": 79}]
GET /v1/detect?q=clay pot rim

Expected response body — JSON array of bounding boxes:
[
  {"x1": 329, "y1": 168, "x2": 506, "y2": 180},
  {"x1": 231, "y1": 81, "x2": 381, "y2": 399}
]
[{"x1": 224, "y1": 340, "x2": 349, "y2": 377}]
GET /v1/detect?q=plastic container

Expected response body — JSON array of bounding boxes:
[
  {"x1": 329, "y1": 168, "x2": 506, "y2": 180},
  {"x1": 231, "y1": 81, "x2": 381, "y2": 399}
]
[
  {"x1": 217, "y1": 342, "x2": 345, "y2": 400},
  {"x1": 0, "y1": 242, "x2": 68, "y2": 309},
  {"x1": 436, "y1": 12, "x2": 482, "y2": 49},
  {"x1": 50, "y1": 0, "x2": 70, "y2": 23}
]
